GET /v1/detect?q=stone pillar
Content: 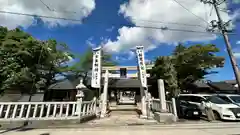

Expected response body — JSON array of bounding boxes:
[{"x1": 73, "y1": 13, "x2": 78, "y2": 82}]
[
  {"x1": 157, "y1": 79, "x2": 167, "y2": 112},
  {"x1": 101, "y1": 70, "x2": 109, "y2": 118},
  {"x1": 75, "y1": 90, "x2": 84, "y2": 116},
  {"x1": 140, "y1": 86, "x2": 148, "y2": 118},
  {"x1": 120, "y1": 91, "x2": 123, "y2": 101},
  {"x1": 172, "y1": 98, "x2": 178, "y2": 121},
  {"x1": 147, "y1": 92, "x2": 153, "y2": 117}
]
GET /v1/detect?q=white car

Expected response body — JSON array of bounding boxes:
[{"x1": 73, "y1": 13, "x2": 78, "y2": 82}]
[
  {"x1": 178, "y1": 94, "x2": 240, "y2": 120},
  {"x1": 216, "y1": 94, "x2": 240, "y2": 105}
]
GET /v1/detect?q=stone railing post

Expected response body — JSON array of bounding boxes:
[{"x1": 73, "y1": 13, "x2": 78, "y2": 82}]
[
  {"x1": 76, "y1": 90, "x2": 84, "y2": 121},
  {"x1": 158, "y1": 79, "x2": 167, "y2": 112},
  {"x1": 147, "y1": 93, "x2": 153, "y2": 118},
  {"x1": 171, "y1": 98, "x2": 178, "y2": 122},
  {"x1": 139, "y1": 86, "x2": 148, "y2": 118},
  {"x1": 92, "y1": 97, "x2": 98, "y2": 115}
]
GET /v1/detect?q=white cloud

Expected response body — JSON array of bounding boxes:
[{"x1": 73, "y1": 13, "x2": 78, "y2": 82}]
[
  {"x1": 0, "y1": 0, "x2": 95, "y2": 29},
  {"x1": 103, "y1": 0, "x2": 230, "y2": 53},
  {"x1": 60, "y1": 52, "x2": 75, "y2": 66},
  {"x1": 127, "y1": 51, "x2": 135, "y2": 60},
  {"x1": 145, "y1": 58, "x2": 152, "y2": 64},
  {"x1": 237, "y1": 41, "x2": 240, "y2": 44},
  {"x1": 115, "y1": 51, "x2": 136, "y2": 61},
  {"x1": 231, "y1": 9, "x2": 240, "y2": 22},
  {"x1": 115, "y1": 56, "x2": 120, "y2": 61},
  {"x1": 145, "y1": 58, "x2": 150, "y2": 63},
  {"x1": 233, "y1": 0, "x2": 240, "y2": 3},
  {"x1": 232, "y1": 46, "x2": 240, "y2": 58},
  {"x1": 234, "y1": 53, "x2": 240, "y2": 58},
  {"x1": 86, "y1": 37, "x2": 96, "y2": 47},
  {"x1": 115, "y1": 56, "x2": 128, "y2": 61},
  {"x1": 86, "y1": 41, "x2": 95, "y2": 47},
  {"x1": 106, "y1": 26, "x2": 115, "y2": 32}
]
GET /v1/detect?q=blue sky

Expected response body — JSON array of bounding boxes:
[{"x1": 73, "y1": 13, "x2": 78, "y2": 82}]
[{"x1": 0, "y1": 0, "x2": 240, "y2": 82}]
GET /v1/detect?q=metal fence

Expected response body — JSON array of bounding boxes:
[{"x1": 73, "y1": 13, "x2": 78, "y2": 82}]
[{"x1": 0, "y1": 98, "x2": 97, "y2": 121}]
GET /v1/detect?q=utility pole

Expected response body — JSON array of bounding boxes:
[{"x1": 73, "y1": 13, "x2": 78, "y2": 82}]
[{"x1": 201, "y1": 0, "x2": 240, "y2": 92}]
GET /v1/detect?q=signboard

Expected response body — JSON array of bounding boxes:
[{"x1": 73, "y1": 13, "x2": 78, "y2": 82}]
[
  {"x1": 91, "y1": 47, "x2": 102, "y2": 88},
  {"x1": 136, "y1": 46, "x2": 147, "y2": 88}
]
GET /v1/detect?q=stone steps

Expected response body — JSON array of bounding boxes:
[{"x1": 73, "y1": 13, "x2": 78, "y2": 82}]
[{"x1": 83, "y1": 114, "x2": 158, "y2": 127}]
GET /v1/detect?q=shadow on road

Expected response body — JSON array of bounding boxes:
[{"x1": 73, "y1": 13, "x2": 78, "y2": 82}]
[
  {"x1": 0, "y1": 124, "x2": 35, "y2": 134},
  {"x1": 39, "y1": 133, "x2": 50, "y2": 135}
]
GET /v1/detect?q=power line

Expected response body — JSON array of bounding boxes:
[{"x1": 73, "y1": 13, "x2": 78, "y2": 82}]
[
  {"x1": 39, "y1": 0, "x2": 77, "y2": 14},
  {"x1": 0, "y1": 10, "x2": 236, "y2": 35},
  {"x1": 171, "y1": 0, "x2": 209, "y2": 25},
  {"x1": 39, "y1": 0, "x2": 53, "y2": 11},
  {"x1": 209, "y1": 5, "x2": 214, "y2": 17},
  {"x1": 0, "y1": 10, "x2": 82, "y2": 22},
  {"x1": 134, "y1": 25, "x2": 224, "y2": 35},
  {"x1": 204, "y1": 4, "x2": 208, "y2": 22},
  {"x1": 38, "y1": 0, "x2": 228, "y2": 32},
  {"x1": 130, "y1": 18, "x2": 205, "y2": 28},
  {"x1": 39, "y1": 0, "x2": 206, "y2": 28}
]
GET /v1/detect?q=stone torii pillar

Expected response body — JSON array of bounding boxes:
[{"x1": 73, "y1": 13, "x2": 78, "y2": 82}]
[{"x1": 136, "y1": 46, "x2": 149, "y2": 119}]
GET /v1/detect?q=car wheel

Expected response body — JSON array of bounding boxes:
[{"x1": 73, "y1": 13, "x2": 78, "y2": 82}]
[{"x1": 213, "y1": 111, "x2": 221, "y2": 120}]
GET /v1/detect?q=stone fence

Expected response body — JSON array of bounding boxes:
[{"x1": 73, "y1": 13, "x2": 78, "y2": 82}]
[
  {"x1": 151, "y1": 98, "x2": 178, "y2": 122},
  {"x1": 0, "y1": 97, "x2": 97, "y2": 122}
]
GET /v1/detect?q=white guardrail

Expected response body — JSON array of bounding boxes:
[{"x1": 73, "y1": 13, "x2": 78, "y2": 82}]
[{"x1": 0, "y1": 98, "x2": 97, "y2": 121}]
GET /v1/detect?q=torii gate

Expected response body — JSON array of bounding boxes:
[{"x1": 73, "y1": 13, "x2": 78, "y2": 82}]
[{"x1": 91, "y1": 46, "x2": 151, "y2": 118}]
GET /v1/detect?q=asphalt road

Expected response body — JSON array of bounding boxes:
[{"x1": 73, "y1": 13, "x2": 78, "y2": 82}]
[{"x1": 3, "y1": 122, "x2": 240, "y2": 135}]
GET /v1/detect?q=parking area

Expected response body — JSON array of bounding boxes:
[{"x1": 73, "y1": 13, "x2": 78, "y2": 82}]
[
  {"x1": 178, "y1": 116, "x2": 216, "y2": 123},
  {"x1": 176, "y1": 94, "x2": 240, "y2": 123}
]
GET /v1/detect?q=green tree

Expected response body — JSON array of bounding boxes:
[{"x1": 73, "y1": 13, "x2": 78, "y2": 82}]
[
  {"x1": 173, "y1": 44, "x2": 224, "y2": 89},
  {"x1": 151, "y1": 56, "x2": 179, "y2": 98},
  {"x1": 151, "y1": 44, "x2": 225, "y2": 97},
  {"x1": 0, "y1": 27, "x2": 73, "y2": 94},
  {"x1": 68, "y1": 47, "x2": 117, "y2": 85},
  {"x1": 34, "y1": 39, "x2": 74, "y2": 91},
  {"x1": 0, "y1": 27, "x2": 35, "y2": 93}
]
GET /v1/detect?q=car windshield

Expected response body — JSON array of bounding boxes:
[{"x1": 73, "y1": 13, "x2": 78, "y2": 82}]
[
  {"x1": 229, "y1": 96, "x2": 240, "y2": 103},
  {"x1": 207, "y1": 96, "x2": 230, "y2": 104}
]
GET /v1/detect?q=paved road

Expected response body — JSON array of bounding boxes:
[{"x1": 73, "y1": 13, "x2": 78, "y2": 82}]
[{"x1": 3, "y1": 123, "x2": 240, "y2": 135}]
